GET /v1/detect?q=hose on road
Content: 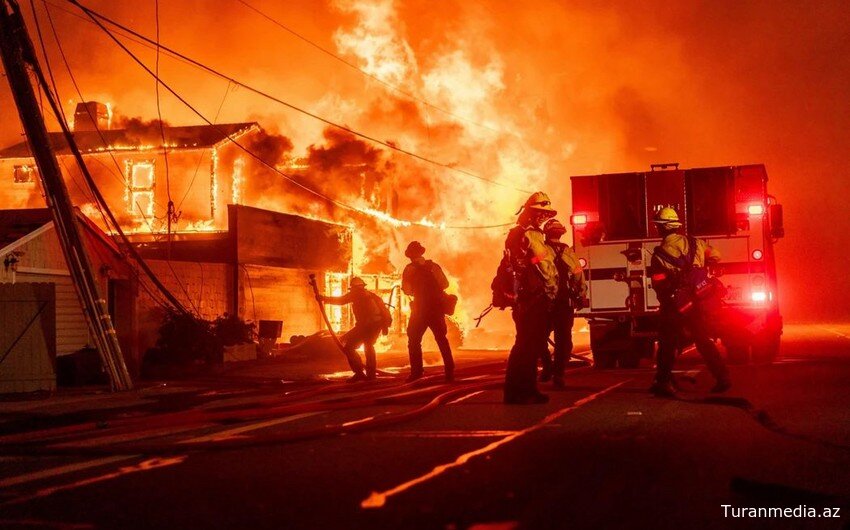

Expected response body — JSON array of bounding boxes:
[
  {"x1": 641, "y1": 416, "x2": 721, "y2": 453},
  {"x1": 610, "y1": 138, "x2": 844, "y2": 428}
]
[{"x1": 0, "y1": 378, "x2": 503, "y2": 456}]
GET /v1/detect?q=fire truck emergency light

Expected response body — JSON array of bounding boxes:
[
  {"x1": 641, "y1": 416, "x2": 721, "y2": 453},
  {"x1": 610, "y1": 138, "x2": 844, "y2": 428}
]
[
  {"x1": 578, "y1": 258, "x2": 587, "y2": 268},
  {"x1": 748, "y1": 204, "x2": 765, "y2": 216},
  {"x1": 571, "y1": 214, "x2": 588, "y2": 226},
  {"x1": 751, "y1": 291, "x2": 768, "y2": 302},
  {"x1": 752, "y1": 249, "x2": 764, "y2": 260}
]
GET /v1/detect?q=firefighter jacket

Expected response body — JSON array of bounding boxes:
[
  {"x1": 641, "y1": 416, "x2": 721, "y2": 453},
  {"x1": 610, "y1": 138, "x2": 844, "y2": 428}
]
[
  {"x1": 402, "y1": 258, "x2": 449, "y2": 308},
  {"x1": 505, "y1": 224, "x2": 559, "y2": 300},
  {"x1": 549, "y1": 241, "x2": 587, "y2": 302},
  {"x1": 649, "y1": 233, "x2": 720, "y2": 300},
  {"x1": 322, "y1": 289, "x2": 386, "y2": 326}
]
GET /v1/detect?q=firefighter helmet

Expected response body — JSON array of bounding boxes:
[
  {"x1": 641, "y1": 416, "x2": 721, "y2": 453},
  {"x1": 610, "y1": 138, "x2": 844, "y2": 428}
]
[
  {"x1": 543, "y1": 218, "x2": 567, "y2": 238},
  {"x1": 350, "y1": 277, "x2": 367, "y2": 289},
  {"x1": 653, "y1": 207, "x2": 682, "y2": 229},
  {"x1": 518, "y1": 192, "x2": 557, "y2": 217},
  {"x1": 404, "y1": 241, "x2": 425, "y2": 258}
]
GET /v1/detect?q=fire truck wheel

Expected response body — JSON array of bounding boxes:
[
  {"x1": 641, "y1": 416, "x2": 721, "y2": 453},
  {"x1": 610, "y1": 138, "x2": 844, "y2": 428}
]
[
  {"x1": 617, "y1": 349, "x2": 640, "y2": 369},
  {"x1": 618, "y1": 339, "x2": 653, "y2": 369},
  {"x1": 751, "y1": 333, "x2": 780, "y2": 364},
  {"x1": 592, "y1": 349, "x2": 618, "y2": 370},
  {"x1": 724, "y1": 339, "x2": 750, "y2": 365}
]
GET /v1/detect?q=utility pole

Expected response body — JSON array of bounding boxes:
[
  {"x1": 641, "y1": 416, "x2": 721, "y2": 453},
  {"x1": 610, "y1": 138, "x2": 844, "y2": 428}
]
[{"x1": 0, "y1": 0, "x2": 132, "y2": 390}]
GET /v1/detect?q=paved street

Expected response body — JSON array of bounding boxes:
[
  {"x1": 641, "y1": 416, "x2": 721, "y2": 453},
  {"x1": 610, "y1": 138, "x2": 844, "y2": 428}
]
[{"x1": 1, "y1": 324, "x2": 849, "y2": 530}]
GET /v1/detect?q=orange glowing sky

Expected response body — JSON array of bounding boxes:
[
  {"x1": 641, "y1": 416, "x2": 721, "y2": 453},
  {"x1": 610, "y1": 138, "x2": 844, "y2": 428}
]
[{"x1": 1, "y1": 0, "x2": 848, "y2": 322}]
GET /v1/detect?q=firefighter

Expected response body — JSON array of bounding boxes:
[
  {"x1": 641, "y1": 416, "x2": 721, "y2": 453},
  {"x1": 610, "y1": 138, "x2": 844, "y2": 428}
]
[
  {"x1": 318, "y1": 277, "x2": 390, "y2": 382},
  {"x1": 401, "y1": 241, "x2": 455, "y2": 382},
  {"x1": 503, "y1": 192, "x2": 560, "y2": 404},
  {"x1": 649, "y1": 207, "x2": 731, "y2": 397},
  {"x1": 543, "y1": 218, "x2": 587, "y2": 388}
]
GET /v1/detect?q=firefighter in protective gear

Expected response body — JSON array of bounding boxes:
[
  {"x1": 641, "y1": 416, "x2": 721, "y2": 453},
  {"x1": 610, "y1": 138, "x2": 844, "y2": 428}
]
[
  {"x1": 402, "y1": 241, "x2": 455, "y2": 382},
  {"x1": 503, "y1": 192, "x2": 560, "y2": 404},
  {"x1": 649, "y1": 207, "x2": 730, "y2": 397},
  {"x1": 318, "y1": 276, "x2": 390, "y2": 382},
  {"x1": 541, "y1": 218, "x2": 587, "y2": 388}
]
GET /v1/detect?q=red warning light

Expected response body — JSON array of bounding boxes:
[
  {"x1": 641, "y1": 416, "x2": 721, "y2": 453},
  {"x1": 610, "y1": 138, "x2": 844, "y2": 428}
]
[
  {"x1": 571, "y1": 214, "x2": 588, "y2": 226},
  {"x1": 748, "y1": 204, "x2": 765, "y2": 216}
]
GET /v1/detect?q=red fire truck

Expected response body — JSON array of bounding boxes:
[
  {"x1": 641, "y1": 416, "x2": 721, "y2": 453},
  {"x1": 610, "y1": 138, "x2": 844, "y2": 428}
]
[{"x1": 570, "y1": 163, "x2": 784, "y2": 368}]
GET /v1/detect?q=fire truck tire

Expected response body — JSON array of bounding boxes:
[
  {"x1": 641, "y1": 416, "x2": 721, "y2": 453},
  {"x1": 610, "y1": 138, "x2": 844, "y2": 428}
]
[
  {"x1": 618, "y1": 338, "x2": 653, "y2": 369},
  {"x1": 751, "y1": 333, "x2": 780, "y2": 364},
  {"x1": 592, "y1": 349, "x2": 618, "y2": 370},
  {"x1": 589, "y1": 321, "x2": 630, "y2": 369},
  {"x1": 724, "y1": 340, "x2": 750, "y2": 365}
]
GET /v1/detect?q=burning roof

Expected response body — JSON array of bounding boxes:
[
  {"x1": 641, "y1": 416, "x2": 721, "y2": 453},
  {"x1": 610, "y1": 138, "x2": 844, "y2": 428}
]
[{"x1": 0, "y1": 122, "x2": 258, "y2": 158}]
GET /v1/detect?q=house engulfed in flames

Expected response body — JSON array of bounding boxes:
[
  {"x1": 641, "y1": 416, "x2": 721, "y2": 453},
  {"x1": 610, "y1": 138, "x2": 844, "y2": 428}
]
[
  {"x1": 0, "y1": 102, "x2": 412, "y2": 372},
  {"x1": 0, "y1": 102, "x2": 258, "y2": 230}
]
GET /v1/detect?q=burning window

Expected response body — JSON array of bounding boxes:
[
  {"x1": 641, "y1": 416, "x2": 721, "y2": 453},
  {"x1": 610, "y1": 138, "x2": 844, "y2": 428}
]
[
  {"x1": 125, "y1": 160, "x2": 156, "y2": 220},
  {"x1": 13, "y1": 164, "x2": 37, "y2": 184},
  {"x1": 324, "y1": 272, "x2": 349, "y2": 332}
]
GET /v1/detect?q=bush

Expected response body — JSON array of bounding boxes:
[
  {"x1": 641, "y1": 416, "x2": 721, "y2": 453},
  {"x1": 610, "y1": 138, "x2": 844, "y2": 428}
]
[
  {"x1": 212, "y1": 313, "x2": 255, "y2": 346},
  {"x1": 143, "y1": 311, "x2": 222, "y2": 373},
  {"x1": 142, "y1": 312, "x2": 256, "y2": 377}
]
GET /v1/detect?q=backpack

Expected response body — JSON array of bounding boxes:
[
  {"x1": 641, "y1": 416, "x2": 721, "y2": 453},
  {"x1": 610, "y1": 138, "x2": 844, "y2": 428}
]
[
  {"x1": 654, "y1": 236, "x2": 723, "y2": 313},
  {"x1": 410, "y1": 261, "x2": 457, "y2": 316},
  {"x1": 370, "y1": 291, "x2": 393, "y2": 328},
  {"x1": 491, "y1": 251, "x2": 517, "y2": 309}
]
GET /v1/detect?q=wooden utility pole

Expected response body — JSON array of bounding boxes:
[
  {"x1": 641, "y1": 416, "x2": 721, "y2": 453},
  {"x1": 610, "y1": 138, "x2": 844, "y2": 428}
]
[{"x1": 0, "y1": 0, "x2": 132, "y2": 390}]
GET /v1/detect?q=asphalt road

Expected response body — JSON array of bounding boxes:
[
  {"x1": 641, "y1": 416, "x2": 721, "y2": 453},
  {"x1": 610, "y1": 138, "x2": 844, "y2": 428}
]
[{"x1": 1, "y1": 324, "x2": 849, "y2": 530}]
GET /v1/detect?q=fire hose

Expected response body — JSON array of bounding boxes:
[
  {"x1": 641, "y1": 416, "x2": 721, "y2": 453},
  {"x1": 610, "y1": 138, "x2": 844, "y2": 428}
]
[
  {"x1": 0, "y1": 362, "x2": 508, "y2": 447},
  {"x1": 0, "y1": 377, "x2": 503, "y2": 456},
  {"x1": 308, "y1": 273, "x2": 348, "y2": 358}
]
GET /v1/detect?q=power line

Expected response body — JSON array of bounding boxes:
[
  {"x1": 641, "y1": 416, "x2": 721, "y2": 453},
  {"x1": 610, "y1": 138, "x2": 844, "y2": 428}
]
[
  {"x1": 234, "y1": 0, "x2": 503, "y2": 135},
  {"x1": 41, "y1": 0, "x2": 167, "y2": 212},
  {"x1": 72, "y1": 4, "x2": 519, "y2": 231},
  {"x1": 66, "y1": 0, "x2": 531, "y2": 195},
  {"x1": 176, "y1": 80, "x2": 230, "y2": 212},
  {"x1": 152, "y1": 0, "x2": 176, "y2": 237},
  {"x1": 29, "y1": 4, "x2": 190, "y2": 314}
]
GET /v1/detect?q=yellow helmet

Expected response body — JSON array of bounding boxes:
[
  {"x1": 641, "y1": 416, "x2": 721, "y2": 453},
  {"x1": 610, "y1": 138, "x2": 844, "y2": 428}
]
[
  {"x1": 518, "y1": 191, "x2": 557, "y2": 216},
  {"x1": 653, "y1": 207, "x2": 682, "y2": 229}
]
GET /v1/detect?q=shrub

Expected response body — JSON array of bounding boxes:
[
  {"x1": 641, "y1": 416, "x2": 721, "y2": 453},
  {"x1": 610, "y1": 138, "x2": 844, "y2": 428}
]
[
  {"x1": 212, "y1": 313, "x2": 255, "y2": 346},
  {"x1": 143, "y1": 310, "x2": 222, "y2": 371}
]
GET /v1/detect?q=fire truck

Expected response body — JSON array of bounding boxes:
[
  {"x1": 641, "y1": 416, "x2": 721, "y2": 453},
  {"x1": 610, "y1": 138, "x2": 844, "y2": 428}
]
[{"x1": 570, "y1": 163, "x2": 784, "y2": 368}]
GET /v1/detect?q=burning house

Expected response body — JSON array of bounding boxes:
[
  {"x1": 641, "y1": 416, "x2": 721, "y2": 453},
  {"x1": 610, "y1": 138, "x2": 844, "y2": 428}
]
[
  {"x1": 0, "y1": 102, "x2": 370, "y2": 380},
  {"x1": 0, "y1": 92, "x2": 478, "y2": 387},
  {"x1": 0, "y1": 102, "x2": 259, "y2": 230}
]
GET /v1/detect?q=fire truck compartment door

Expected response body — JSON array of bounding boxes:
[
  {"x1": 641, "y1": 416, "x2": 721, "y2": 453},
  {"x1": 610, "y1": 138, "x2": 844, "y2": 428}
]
[
  {"x1": 706, "y1": 236, "x2": 751, "y2": 305},
  {"x1": 645, "y1": 169, "x2": 684, "y2": 236},
  {"x1": 587, "y1": 244, "x2": 628, "y2": 310}
]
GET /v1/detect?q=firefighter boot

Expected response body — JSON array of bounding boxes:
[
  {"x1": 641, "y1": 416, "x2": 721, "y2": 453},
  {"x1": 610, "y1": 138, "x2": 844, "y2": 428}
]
[
  {"x1": 348, "y1": 371, "x2": 367, "y2": 383},
  {"x1": 649, "y1": 380, "x2": 677, "y2": 398},
  {"x1": 552, "y1": 373, "x2": 566, "y2": 389}
]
